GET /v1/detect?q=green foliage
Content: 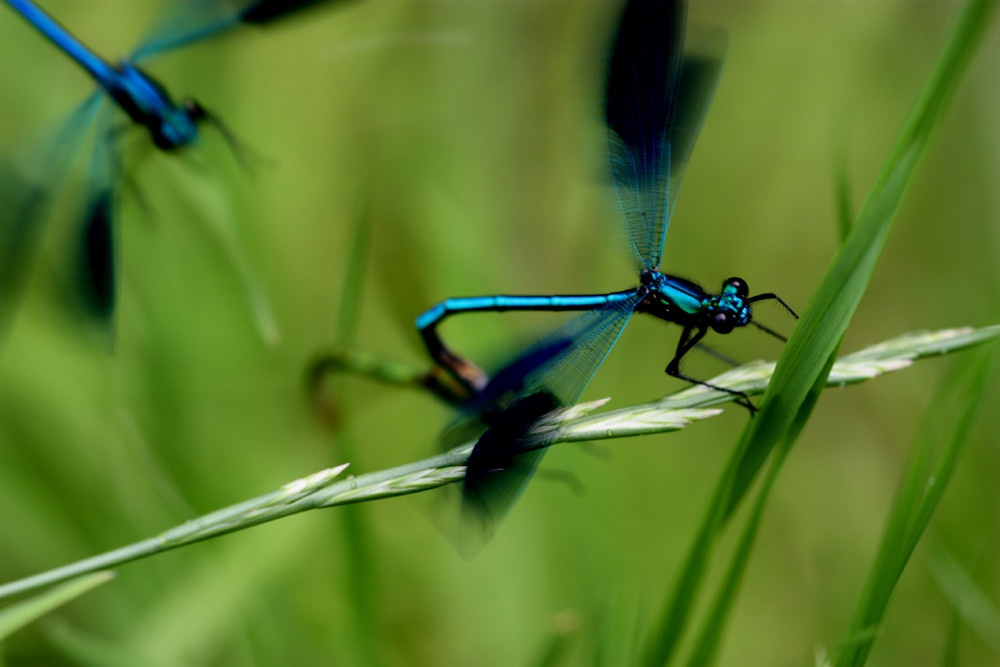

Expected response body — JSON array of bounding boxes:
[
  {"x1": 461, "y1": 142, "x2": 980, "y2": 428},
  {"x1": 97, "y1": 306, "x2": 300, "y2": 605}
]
[
  {"x1": 832, "y1": 348, "x2": 997, "y2": 667},
  {"x1": 0, "y1": 1, "x2": 997, "y2": 665},
  {"x1": 642, "y1": 0, "x2": 999, "y2": 661}
]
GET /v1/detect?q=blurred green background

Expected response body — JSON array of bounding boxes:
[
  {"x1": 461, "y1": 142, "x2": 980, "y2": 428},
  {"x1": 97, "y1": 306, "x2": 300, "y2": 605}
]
[{"x1": 0, "y1": 1, "x2": 998, "y2": 665}]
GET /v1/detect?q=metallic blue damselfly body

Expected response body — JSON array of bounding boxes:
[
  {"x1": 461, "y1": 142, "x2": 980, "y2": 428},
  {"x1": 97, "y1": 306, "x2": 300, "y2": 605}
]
[
  {"x1": 416, "y1": 0, "x2": 796, "y2": 530},
  {"x1": 0, "y1": 0, "x2": 343, "y2": 329}
]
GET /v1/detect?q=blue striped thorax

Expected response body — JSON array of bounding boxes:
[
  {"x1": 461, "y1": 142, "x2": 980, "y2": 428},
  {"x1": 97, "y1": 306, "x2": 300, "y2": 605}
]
[
  {"x1": 638, "y1": 268, "x2": 751, "y2": 333},
  {"x1": 107, "y1": 63, "x2": 206, "y2": 151}
]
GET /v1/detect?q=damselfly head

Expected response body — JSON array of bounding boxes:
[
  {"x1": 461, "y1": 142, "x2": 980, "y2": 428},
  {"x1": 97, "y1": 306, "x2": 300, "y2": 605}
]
[
  {"x1": 709, "y1": 277, "x2": 752, "y2": 334},
  {"x1": 149, "y1": 98, "x2": 205, "y2": 150},
  {"x1": 182, "y1": 99, "x2": 208, "y2": 122},
  {"x1": 639, "y1": 267, "x2": 657, "y2": 286},
  {"x1": 723, "y1": 277, "x2": 749, "y2": 298}
]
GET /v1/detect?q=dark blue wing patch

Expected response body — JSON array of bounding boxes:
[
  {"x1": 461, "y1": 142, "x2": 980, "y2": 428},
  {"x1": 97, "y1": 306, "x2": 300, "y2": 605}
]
[
  {"x1": 462, "y1": 391, "x2": 560, "y2": 532},
  {"x1": 78, "y1": 189, "x2": 115, "y2": 321},
  {"x1": 240, "y1": 0, "x2": 348, "y2": 23},
  {"x1": 604, "y1": 0, "x2": 686, "y2": 174},
  {"x1": 603, "y1": 0, "x2": 725, "y2": 270}
]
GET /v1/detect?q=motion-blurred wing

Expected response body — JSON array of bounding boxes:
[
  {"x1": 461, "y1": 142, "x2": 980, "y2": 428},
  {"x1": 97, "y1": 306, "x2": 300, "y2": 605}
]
[
  {"x1": 605, "y1": 0, "x2": 725, "y2": 270},
  {"x1": 0, "y1": 93, "x2": 103, "y2": 342},
  {"x1": 132, "y1": 0, "x2": 351, "y2": 62},
  {"x1": 70, "y1": 104, "x2": 121, "y2": 333},
  {"x1": 438, "y1": 335, "x2": 576, "y2": 452},
  {"x1": 462, "y1": 291, "x2": 643, "y2": 538}
]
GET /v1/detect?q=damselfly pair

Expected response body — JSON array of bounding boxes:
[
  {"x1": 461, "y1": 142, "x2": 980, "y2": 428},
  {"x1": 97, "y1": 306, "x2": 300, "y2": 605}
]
[
  {"x1": 3, "y1": 0, "x2": 795, "y2": 539},
  {"x1": 313, "y1": 0, "x2": 796, "y2": 535}
]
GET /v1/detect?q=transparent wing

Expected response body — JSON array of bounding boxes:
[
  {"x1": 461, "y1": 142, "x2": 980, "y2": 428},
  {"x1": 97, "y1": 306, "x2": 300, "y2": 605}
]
[
  {"x1": 462, "y1": 291, "x2": 643, "y2": 537},
  {"x1": 132, "y1": 0, "x2": 348, "y2": 62},
  {"x1": 527, "y1": 291, "x2": 644, "y2": 405},
  {"x1": 0, "y1": 93, "x2": 103, "y2": 341},
  {"x1": 604, "y1": 0, "x2": 726, "y2": 270},
  {"x1": 132, "y1": 1, "x2": 246, "y2": 62},
  {"x1": 438, "y1": 334, "x2": 577, "y2": 451}
]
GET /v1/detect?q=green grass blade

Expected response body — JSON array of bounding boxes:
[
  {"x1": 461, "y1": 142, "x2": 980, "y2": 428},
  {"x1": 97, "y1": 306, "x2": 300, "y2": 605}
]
[
  {"x1": 529, "y1": 612, "x2": 580, "y2": 667},
  {"x1": 0, "y1": 325, "x2": 991, "y2": 606},
  {"x1": 833, "y1": 347, "x2": 998, "y2": 667},
  {"x1": 941, "y1": 608, "x2": 962, "y2": 667},
  {"x1": 729, "y1": 0, "x2": 999, "y2": 515},
  {"x1": 334, "y1": 194, "x2": 373, "y2": 347},
  {"x1": 330, "y1": 197, "x2": 383, "y2": 667},
  {"x1": 834, "y1": 138, "x2": 854, "y2": 244},
  {"x1": 640, "y1": 1, "x2": 997, "y2": 663},
  {"x1": 684, "y1": 346, "x2": 840, "y2": 667},
  {"x1": 0, "y1": 571, "x2": 114, "y2": 640},
  {"x1": 928, "y1": 545, "x2": 1000, "y2": 657}
]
